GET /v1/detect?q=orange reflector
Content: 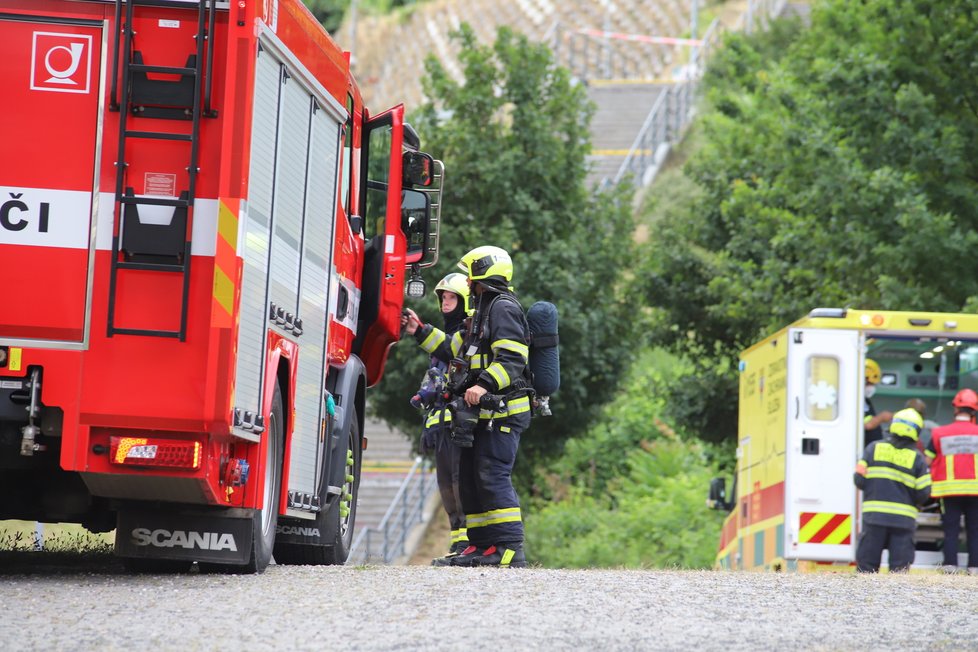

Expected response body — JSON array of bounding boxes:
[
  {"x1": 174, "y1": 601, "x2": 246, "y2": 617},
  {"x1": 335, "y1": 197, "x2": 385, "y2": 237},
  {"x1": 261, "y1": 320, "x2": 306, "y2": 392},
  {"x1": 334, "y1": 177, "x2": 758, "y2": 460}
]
[
  {"x1": 109, "y1": 436, "x2": 202, "y2": 469},
  {"x1": 871, "y1": 314, "x2": 884, "y2": 326}
]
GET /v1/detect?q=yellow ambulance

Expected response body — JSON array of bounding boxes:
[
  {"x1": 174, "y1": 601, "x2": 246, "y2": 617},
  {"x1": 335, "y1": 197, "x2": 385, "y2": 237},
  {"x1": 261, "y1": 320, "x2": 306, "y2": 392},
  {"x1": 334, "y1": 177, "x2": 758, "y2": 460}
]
[{"x1": 710, "y1": 308, "x2": 978, "y2": 571}]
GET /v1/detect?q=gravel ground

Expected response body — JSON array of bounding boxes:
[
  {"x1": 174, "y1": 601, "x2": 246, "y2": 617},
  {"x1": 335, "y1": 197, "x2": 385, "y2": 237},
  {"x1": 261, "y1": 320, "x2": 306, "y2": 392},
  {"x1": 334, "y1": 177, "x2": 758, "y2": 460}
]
[{"x1": 1, "y1": 561, "x2": 977, "y2": 651}]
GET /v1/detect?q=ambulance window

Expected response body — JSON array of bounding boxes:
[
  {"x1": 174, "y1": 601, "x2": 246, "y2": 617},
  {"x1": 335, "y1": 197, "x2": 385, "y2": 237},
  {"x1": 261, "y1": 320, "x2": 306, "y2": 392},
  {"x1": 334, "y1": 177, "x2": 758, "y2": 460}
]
[{"x1": 806, "y1": 356, "x2": 839, "y2": 421}]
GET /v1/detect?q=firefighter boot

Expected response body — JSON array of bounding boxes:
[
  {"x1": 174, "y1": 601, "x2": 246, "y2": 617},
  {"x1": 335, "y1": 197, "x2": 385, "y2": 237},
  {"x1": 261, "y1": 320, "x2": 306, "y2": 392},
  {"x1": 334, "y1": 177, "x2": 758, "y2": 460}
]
[
  {"x1": 469, "y1": 544, "x2": 527, "y2": 568},
  {"x1": 430, "y1": 540, "x2": 469, "y2": 567},
  {"x1": 448, "y1": 545, "x2": 486, "y2": 567}
]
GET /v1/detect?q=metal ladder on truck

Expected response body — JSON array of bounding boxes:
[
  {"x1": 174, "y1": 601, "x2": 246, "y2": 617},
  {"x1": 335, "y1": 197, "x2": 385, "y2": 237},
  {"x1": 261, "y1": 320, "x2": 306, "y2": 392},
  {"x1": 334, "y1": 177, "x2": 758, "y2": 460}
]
[{"x1": 107, "y1": 0, "x2": 217, "y2": 341}]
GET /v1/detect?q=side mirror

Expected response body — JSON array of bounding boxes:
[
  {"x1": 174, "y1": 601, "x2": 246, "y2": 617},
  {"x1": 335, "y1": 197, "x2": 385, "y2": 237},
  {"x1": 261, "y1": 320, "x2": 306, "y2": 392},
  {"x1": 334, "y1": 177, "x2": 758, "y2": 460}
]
[
  {"x1": 402, "y1": 151, "x2": 434, "y2": 188},
  {"x1": 708, "y1": 477, "x2": 733, "y2": 511},
  {"x1": 401, "y1": 189, "x2": 430, "y2": 264}
]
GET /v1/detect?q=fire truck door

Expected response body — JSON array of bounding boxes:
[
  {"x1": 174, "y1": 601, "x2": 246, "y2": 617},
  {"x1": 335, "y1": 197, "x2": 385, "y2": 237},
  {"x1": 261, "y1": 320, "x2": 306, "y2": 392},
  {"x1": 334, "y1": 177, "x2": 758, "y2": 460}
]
[
  {"x1": 0, "y1": 16, "x2": 103, "y2": 346},
  {"x1": 784, "y1": 328, "x2": 859, "y2": 562}
]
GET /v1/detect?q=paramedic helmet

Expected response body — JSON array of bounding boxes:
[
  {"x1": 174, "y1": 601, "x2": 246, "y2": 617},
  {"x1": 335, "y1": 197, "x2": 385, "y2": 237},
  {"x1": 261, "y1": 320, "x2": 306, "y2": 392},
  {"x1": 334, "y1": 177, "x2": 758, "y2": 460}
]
[{"x1": 952, "y1": 388, "x2": 978, "y2": 412}]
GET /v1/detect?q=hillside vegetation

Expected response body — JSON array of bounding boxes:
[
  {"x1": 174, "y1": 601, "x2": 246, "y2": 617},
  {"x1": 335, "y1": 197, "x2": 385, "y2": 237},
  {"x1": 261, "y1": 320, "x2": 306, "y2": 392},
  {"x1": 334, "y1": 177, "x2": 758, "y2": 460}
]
[{"x1": 637, "y1": 0, "x2": 978, "y2": 445}]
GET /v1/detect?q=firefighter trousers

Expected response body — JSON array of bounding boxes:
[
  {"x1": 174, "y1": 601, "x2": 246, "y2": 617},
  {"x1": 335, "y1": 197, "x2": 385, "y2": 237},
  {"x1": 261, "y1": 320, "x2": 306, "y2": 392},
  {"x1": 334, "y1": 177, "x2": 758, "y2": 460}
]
[
  {"x1": 940, "y1": 496, "x2": 978, "y2": 567},
  {"x1": 459, "y1": 411, "x2": 530, "y2": 548},
  {"x1": 856, "y1": 523, "x2": 915, "y2": 573},
  {"x1": 434, "y1": 429, "x2": 466, "y2": 535}
]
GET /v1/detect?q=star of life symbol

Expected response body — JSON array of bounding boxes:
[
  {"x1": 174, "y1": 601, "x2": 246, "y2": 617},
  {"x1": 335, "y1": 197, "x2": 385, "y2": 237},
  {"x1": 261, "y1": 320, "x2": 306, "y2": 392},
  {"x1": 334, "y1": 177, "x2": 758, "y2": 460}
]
[
  {"x1": 808, "y1": 380, "x2": 838, "y2": 410},
  {"x1": 31, "y1": 32, "x2": 92, "y2": 94}
]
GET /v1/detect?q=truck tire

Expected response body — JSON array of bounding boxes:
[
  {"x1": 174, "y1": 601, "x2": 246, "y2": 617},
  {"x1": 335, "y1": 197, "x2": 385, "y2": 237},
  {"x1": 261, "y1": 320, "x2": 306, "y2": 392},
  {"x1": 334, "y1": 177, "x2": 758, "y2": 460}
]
[
  {"x1": 322, "y1": 409, "x2": 360, "y2": 564},
  {"x1": 201, "y1": 384, "x2": 284, "y2": 574},
  {"x1": 273, "y1": 410, "x2": 361, "y2": 565}
]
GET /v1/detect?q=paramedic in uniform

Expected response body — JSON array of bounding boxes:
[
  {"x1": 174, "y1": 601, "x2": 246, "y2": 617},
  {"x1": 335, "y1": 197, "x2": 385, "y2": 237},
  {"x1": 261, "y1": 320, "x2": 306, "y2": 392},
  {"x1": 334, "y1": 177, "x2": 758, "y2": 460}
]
[{"x1": 926, "y1": 388, "x2": 978, "y2": 574}]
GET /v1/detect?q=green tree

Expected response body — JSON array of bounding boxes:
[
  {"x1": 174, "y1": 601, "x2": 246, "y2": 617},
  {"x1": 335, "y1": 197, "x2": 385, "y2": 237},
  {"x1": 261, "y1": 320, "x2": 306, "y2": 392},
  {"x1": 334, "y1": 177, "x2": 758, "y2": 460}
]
[
  {"x1": 302, "y1": 0, "x2": 348, "y2": 33},
  {"x1": 637, "y1": 0, "x2": 978, "y2": 444},
  {"x1": 529, "y1": 425, "x2": 724, "y2": 568},
  {"x1": 368, "y1": 24, "x2": 638, "y2": 490},
  {"x1": 302, "y1": 0, "x2": 428, "y2": 33},
  {"x1": 524, "y1": 347, "x2": 727, "y2": 568}
]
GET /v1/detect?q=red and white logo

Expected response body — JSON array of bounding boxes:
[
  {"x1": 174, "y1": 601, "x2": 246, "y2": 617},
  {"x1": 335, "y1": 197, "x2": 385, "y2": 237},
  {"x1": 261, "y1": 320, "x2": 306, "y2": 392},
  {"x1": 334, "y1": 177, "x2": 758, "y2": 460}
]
[{"x1": 31, "y1": 32, "x2": 92, "y2": 94}]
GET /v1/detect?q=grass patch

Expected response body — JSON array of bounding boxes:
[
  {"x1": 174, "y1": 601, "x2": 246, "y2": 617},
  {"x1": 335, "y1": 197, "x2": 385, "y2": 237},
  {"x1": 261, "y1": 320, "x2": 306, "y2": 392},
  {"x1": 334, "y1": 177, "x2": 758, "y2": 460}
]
[{"x1": 0, "y1": 521, "x2": 114, "y2": 553}]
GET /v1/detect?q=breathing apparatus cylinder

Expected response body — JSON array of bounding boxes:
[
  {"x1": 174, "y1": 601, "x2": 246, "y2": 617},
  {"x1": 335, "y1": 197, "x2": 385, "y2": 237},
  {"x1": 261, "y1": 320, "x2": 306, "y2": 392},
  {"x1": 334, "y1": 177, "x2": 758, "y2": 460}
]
[{"x1": 527, "y1": 301, "x2": 560, "y2": 416}]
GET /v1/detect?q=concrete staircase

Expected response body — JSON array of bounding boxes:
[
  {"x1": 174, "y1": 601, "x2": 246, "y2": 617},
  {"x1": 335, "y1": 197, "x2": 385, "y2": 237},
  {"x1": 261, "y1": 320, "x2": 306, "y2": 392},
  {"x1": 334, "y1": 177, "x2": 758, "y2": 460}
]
[{"x1": 586, "y1": 82, "x2": 668, "y2": 187}]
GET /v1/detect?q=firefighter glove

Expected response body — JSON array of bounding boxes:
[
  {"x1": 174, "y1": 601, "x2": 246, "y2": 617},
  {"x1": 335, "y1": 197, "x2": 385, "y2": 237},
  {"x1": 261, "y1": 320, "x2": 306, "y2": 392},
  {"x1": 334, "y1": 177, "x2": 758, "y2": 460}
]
[{"x1": 447, "y1": 398, "x2": 477, "y2": 448}]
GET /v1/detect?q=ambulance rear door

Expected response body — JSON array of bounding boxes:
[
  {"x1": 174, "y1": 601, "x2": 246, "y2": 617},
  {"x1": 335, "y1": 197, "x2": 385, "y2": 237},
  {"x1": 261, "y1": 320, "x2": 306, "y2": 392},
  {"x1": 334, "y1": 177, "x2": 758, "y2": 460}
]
[{"x1": 784, "y1": 328, "x2": 860, "y2": 562}]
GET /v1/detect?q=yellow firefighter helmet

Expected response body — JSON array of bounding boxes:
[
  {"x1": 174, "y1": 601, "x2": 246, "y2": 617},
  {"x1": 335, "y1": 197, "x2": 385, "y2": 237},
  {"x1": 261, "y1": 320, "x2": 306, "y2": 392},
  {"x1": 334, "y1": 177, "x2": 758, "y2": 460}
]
[
  {"x1": 434, "y1": 272, "x2": 471, "y2": 315},
  {"x1": 458, "y1": 246, "x2": 513, "y2": 284},
  {"x1": 889, "y1": 408, "x2": 923, "y2": 441},
  {"x1": 865, "y1": 358, "x2": 881, "y2": 385}
]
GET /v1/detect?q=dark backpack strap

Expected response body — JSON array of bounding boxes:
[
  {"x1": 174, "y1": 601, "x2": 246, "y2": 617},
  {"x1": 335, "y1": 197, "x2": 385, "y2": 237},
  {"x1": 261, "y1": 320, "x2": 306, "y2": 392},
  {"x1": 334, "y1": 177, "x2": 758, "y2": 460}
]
[
  {"x1": 485, "y1": 293, "x2": 529, "y2": 339},
  {"x1": 530, "y1": 333, "x2": 558, "y2": 348}
]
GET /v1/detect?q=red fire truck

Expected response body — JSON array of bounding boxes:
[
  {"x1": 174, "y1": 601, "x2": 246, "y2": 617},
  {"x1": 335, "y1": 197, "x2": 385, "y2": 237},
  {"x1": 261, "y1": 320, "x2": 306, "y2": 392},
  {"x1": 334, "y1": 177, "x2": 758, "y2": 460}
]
[{"x1": 0, "y1": 0, "x2": 443, "y2": 572}]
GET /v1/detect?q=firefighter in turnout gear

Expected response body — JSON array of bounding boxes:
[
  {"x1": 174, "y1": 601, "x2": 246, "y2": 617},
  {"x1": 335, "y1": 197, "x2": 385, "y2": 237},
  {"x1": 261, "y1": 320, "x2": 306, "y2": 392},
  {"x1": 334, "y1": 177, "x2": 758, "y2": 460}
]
[
  {"x1": 403, "y1": 246, "x2": 531, "y2": 568},
  {"x1": 405, "y1": 273, "x2": 472, "y2": 564},
  {"x1": 926, "y1": 388, "x2": 978, "y2": 574},
  {"x1": 853, "y1": 408, "x2": 932, "y2": 572}
]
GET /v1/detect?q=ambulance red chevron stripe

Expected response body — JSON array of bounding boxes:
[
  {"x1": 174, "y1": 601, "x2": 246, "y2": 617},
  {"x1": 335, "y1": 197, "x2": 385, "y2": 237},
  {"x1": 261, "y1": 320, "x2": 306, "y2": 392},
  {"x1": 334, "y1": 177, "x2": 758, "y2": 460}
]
[{"x1": 799, "y1": 512, "x2": 852, "y2": 545}]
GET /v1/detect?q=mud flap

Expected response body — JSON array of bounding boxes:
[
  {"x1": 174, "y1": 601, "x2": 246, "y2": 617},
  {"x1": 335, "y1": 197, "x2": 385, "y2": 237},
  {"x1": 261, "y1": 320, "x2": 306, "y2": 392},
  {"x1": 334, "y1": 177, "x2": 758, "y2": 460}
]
[
  {"x1": 275, "y1": 520, "x2": 327, "y2": 546},
  {"x1": 116, "y1": 510, "x2": 253, "y2": 565}
]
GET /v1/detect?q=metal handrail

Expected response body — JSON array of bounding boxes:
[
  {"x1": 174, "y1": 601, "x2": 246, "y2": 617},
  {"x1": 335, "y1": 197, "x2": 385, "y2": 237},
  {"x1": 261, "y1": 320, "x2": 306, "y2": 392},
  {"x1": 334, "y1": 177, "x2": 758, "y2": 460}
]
[
  {"x1": 613, "y1": 89, "x2": 668, "y2": 186},
  {"x1": 347, "y1": 456, "x2": 436, "y2": 564}
]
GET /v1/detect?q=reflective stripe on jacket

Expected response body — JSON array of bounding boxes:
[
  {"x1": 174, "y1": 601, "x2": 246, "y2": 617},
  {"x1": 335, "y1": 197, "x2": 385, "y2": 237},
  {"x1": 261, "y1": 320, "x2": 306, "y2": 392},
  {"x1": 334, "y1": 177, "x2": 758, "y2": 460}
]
[
  {"x1": 416, "y1": 325, "x2": 464, "y2": 360},
  {"x1": 927, "y1": 419, "x2": 978, "y2": 497},
  {"x1": 854, "y1": 438, "x2": 931, "y2": 529},
  {"x1": 425, "y1": 407, "x2": 452, "y2": 429}
]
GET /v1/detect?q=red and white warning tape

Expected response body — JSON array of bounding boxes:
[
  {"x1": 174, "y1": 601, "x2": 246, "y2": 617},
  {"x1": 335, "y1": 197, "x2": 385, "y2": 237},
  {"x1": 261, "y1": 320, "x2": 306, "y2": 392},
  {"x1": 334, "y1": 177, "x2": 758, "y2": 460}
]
[{"x1": 572, "y1": 28, "x2": 703, "y2": 47}]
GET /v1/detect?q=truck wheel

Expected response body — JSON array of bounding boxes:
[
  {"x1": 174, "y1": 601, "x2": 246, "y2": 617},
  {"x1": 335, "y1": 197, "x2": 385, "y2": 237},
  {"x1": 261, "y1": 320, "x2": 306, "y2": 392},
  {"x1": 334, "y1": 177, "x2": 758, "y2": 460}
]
[
  {"x1": 248, "y1": 383, "x2": 284, "y2": 572},
  {"x1": 322, "y1": 409, "x2": 360, "y2": 564},
  {"x1": 201, "y1": 384, "x2": 284, "y2": 574},
  {"x1": 273, "y1": 410, "x2": 360, "y2": 565}
]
